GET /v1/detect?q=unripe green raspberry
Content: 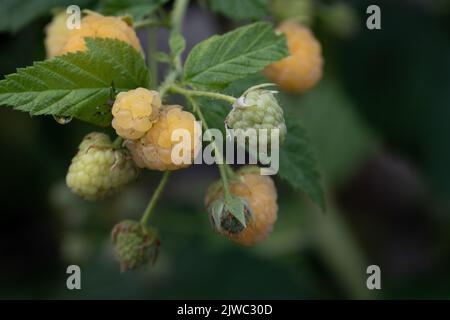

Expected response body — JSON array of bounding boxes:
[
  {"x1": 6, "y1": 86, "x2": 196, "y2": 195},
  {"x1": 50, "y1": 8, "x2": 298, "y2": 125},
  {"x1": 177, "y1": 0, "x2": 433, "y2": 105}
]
[
  {"x1": 111, "y1": 220, "x2": 160, "y2": 272},
  {"x1": 225, "y1": 85, "x2": 287, "y2": 146},
  {"x1": 66, "y1": 132, "x2": 139, "y2": 201}
]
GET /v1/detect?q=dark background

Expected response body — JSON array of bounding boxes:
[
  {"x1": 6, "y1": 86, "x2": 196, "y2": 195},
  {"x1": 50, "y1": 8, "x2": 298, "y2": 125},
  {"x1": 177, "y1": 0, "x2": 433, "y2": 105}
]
[{"x1": 0, "y1": 0, "x2": 450, "y2": 299}]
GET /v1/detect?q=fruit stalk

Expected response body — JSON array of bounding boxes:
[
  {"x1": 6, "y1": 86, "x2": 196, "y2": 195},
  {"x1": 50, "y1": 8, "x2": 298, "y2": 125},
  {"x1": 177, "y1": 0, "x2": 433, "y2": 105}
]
[
  {"x1": 170, "y1": 85, "x2": 237, "y2": 104},
  {"x1": 187, "y1": 96, "x2": 232, "y2": 197},
  {"x1": 147, "y1": 27, "x2": 158, "y2": 86},
  {"x1": 158, "y1": 0, "x2": 190, "y2": 99},
  {"x1": 140, "y1": 171, "x2": 171, "y2": 226}
]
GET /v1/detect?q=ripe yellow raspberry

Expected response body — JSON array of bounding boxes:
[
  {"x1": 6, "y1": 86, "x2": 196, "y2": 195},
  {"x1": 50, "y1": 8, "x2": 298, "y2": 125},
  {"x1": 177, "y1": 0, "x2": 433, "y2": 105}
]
[
  {"x1": 205, "y1": 166, "x2": 278, "y2": 246},
  {"x1": 264, "y1": 21, "x2": 323, "y2": 93},
  {"x1": 60, "y1": 12, "x2": 143, "y2": 55},
  {"x1": 112, "y1": 88, "x2": 161, "y2": 140},
  {"x1": 125, "y1": 105, "x2": 199, "y2": 171},
  {"x1": 45, "y1": 11, "x2": 72, "y2": 58}
]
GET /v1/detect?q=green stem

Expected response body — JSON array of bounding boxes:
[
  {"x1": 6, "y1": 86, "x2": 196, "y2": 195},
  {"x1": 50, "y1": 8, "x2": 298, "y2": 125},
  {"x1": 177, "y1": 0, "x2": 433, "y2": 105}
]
[
  {"x1": 308, "y1": 201, "x2": 373, "y2": 299},
  {"x1": 225, "y1": 164, "x2": 236, "y2": 179},
  {"x1": 134, "y1": 18, "x2": 164, "y2": 29},
  {"x1": 187, "y1": 96, "x2": 231, "y2": 197},
  {"x1": 140, "y1": 171, "x2": 171, "y2": 226},
  {"x1": 158, "y1": 69, "x2": 179, "y2": 100},
  {"x1": 157, "y1": 0, "x2": 190, "y2": 100},
  {"x1": 218, "y1": 162, "x2": 231, "y2": 198},
  {"x1": 147, "y1": 27, "x2": 158, "y2": 87},
  {"x1": 170, "y1": 85, "x2": 237, "y2": 104},
  {"x1": 171, "y1": 0, "x2": 190, "y2": 34}
]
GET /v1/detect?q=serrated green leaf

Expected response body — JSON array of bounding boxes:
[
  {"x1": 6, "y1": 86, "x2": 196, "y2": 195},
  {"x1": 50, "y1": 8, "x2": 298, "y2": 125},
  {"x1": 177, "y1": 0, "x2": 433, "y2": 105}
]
[
  {"x1": 184, "y1": 22, "x2": 288, "y2": 90},
  {"x1": 0, "y1": 0, "x2": 91, "y2": 33},
  {"x1": 98, "y1": 0, "x2": 168, "y2": 22},
  {"x1": 279, "y1": 113, "x2": 325, "y2": 211},
  {"x1": 207, "y1": 0, "x2": 269, "y2": 21},
  {"x1": 291, "y1": 79, "x2": 377, "y2": 186},
  {"x1": 223, "y1": 73, "x2": 268, "y2": 97},
  {"x1": 0, "y1": 38, "x2": 149, "y2": 127}
]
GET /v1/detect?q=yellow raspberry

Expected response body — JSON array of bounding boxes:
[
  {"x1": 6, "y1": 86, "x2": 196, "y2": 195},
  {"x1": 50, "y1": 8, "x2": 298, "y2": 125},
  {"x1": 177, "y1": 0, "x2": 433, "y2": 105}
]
[
  {"x1": 60, "y1": 12, "x2": 143, "y2": 55},
  {"x1": 112, "y1": 88, "x2": 161, "y2": 140},
  {"x1": 205, "y1": 166, "x2": 278, "y2": 246},
  {"x1": 45, "y1": 11, "x2": 73, "y2": 58},
  {"x1": 125, "y1": 105, "x2": 200, "y2": 171},
  {"x1": 264, "y1": 21, "x2": 323, "y2": 93}
]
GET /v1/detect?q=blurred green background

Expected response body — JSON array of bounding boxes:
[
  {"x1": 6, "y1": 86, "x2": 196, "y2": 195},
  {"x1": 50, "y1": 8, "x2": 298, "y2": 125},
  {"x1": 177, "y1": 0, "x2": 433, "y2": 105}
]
[{"x1": 1, "y1": 0, "x2": 450, "y2": 299}]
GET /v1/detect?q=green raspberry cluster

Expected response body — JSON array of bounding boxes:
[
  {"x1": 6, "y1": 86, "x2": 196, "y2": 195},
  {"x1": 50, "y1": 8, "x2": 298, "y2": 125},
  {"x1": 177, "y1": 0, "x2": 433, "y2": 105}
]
[
  {"x1": 66, "y1": 132, "x2": 138, "y2": 201},
  {"x1": 225, "y1": 87, "x2": 287, "y2": 146}
]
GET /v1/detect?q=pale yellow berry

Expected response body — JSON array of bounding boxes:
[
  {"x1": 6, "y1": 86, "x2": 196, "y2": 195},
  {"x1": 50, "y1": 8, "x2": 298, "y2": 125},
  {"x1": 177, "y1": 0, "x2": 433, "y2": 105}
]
[
  {"x1": 205, "y1": 166, "x2": 278, "y2": 246},
  {"x1": 264, "y1": 21, "x2": 323, "y2": 93},
  {"x1": 112, "y1": 88, "x2": 161, "y2": 140},
  {"x1": 44, "y1": 11, "x2": 73, "y2": 58},
  {"x1": 125, "y1": 106, "x2": 200, "y2": 171},
  {"x1": 60, "y1": 12, "x2": 143, "y2": 55},
  {"x1": 66, "y1": 132, "x2": 139, "y2": 201}
]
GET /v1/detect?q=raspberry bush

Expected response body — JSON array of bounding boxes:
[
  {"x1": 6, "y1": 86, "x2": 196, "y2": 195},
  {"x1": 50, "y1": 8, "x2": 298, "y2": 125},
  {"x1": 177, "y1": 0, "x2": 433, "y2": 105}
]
[{"x1": 0, "y1": 0, "x2": 325, "y2": 271}]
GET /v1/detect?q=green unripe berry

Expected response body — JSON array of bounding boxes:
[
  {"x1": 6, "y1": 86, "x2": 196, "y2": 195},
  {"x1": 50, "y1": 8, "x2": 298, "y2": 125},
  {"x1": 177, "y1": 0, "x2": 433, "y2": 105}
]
[
  {"x1": 111, "y1": 220, "x2": 160, "y2": 272},
  {"x1": 66, "y1": 132, "x2": 139, "y2": 201},
  {"x1": 225, "y1": 85, "x2": 287, "y2": 147}
]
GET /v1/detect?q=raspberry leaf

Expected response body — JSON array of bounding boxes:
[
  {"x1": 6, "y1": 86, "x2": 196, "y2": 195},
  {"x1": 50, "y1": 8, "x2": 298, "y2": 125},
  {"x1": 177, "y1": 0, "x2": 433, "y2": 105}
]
[
  {"x1": 205, "y1": 0, "x2": 270, "y2": 21},
  {"x1": 279, "y1": 115, "x2": 326, "y2": 211},
  {"x1": 169, "y1": 31, "x2": 186, "y2": 57},
  {"x1": 154, "y1": 52, "x2": 173, "y2": 63},
  {"x1": 0, "y1": 38, "x2": 149, "y2": 127},
  {"x1": 184, "y1": 22, "x2": 288, "y2": 90}
]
